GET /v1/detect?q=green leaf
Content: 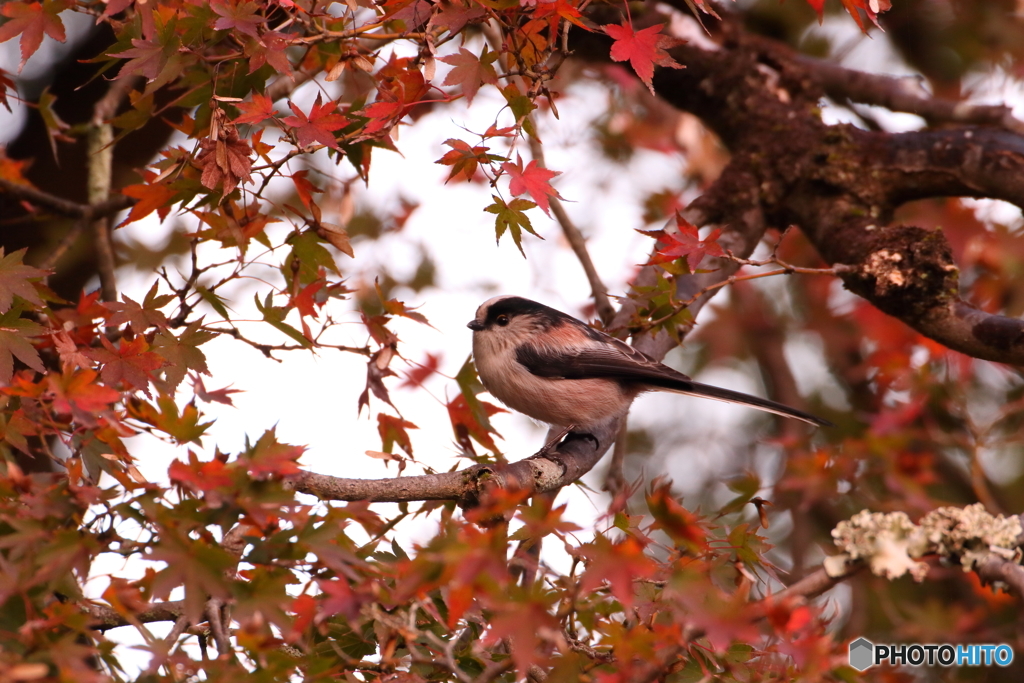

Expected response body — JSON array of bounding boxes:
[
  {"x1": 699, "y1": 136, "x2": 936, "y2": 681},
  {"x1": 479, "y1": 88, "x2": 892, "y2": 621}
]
[
  {"x1": 286, "y1": 229, "x2": 340, "y2": 283},
  {"x1": 500, "y1": 84, "x2": 537, "y2": 137},
  {"x1": 484, "y1": 195, "x2": 541, "y2": 257},
  {"x1": 719, "y1": 472, "x2": 761, "y2": 516},
  {"x1": 254, "y1": 293, "x2": 313, "y2": 348},
  {"x1": 196, "y1": 285, "x2": 232, "y2": 319},
  {"x1": 454, "y1": 357, "x2": 494, "y2": 434}
]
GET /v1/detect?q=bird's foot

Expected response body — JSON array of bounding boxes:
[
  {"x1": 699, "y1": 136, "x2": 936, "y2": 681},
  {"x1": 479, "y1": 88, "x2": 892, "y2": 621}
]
[
  {"x1": 532, "y1": 425, "x2": 573, "y2": 458},
  {"x1": 531, "y1": 426, "x2": 600, "y2": 458}
]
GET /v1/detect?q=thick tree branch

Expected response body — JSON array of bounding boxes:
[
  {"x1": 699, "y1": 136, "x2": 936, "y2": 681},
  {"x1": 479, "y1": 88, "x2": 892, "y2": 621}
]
[
  {"x1": 800, "y1": 55, "x2": 1024, "y2": 135},
  {"x1": 572, "y1": 17, "x2": 1024, "y2": 365},
  {"x1": 769, "y1": 562, "x2": 865, "y2": 604},
  {"x1": 88, "y1": 600, "x2": 186, "y2": 631},
  {"x1": 294, "y1": 417, "x2": 620, "y2": 506},
  {"x1": 974, "y1": 554, "x2": 1024, "y2": 598},
  {"x1": 0, "y1": 177, "x2": 134, "y2": 220}
]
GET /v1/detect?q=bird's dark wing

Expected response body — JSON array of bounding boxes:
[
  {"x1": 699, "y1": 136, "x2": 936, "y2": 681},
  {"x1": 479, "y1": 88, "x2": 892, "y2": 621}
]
[{"x1": 516, "y1": 334, "x2": 831, "y2": 427}]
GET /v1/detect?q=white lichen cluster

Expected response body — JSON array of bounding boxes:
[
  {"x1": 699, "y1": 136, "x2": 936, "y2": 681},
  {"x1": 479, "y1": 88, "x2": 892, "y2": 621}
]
[{"x1": 826, "y1": 504, "x2": 1023, "y2": 582}]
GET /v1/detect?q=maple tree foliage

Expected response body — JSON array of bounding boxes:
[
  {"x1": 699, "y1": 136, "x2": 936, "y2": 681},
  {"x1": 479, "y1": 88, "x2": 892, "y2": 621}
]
[{"x1": 3, "y1": 0, "x2": 1024, "y2": 681}]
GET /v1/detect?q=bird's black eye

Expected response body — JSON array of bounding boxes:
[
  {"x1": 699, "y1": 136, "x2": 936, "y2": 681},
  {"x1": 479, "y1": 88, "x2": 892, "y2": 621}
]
[{"x1": 496, "y1": 314, "x2": 510, "y2": 326}]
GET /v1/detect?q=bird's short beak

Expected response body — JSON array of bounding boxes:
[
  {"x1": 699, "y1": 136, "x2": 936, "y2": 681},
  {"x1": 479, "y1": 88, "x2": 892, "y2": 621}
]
[{"x1": 467, "y1": 320, "x2": 484, "y2": 331}]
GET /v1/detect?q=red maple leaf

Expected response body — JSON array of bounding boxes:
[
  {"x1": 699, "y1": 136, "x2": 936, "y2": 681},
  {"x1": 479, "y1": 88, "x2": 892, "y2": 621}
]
[
  {"x1": 316, "y1": 577, "x2": 371, "y2": 622},
  {"x1": 169, "y1": 455, "x2": 234, "y2": 492},
  {"x1": 530, "y1": 0, "x2": 588, "y2": 35},
  {"x1": 100, "y1": 0, "x2": 134, "y2": 20},
  {"x1": 646, "y1": 483, "x2": 709, "y2": 553},
  {"x1": 211, "y1": 0, "x2": 264, "y2": 38},
  {"x1": 0, "y1": 148, "x2": 31, "y2": 184},
  {"x1": 282, "y1": 93, "x2": 348, "y2": 150},
  {"x1": 111, "y1": 31, "x2": 180, "y2": 84},
  {"x1": 429, "y1": 0, "x2": 486, "y2": 36},
  {"x1": 502, "y1": 155, "x2": 563, "y2": 215},
  {"x1": 357, "y1": 55, "x2": 429, "y2": 137},
  {"x1": 0, "y1": 1, "x2": 68, "y2": 71},
  {"x1": 447, "y1": 393, "x2": 505, "y2": 452},
  {"x1": 805, "y1": 0, "x2": 825, "y2": 16},
  {"x1": 377, "y1": 413, "x2": 418, "y2": 456},
  {"x1": 359, "y1": 97, "x2": 404, "y2": 136},
  {"x1": 243, "y1": 428, "x2": 304, "y2": 478},
  {"x1": 807, "y1": 0, "x2": 891, "y2": 30},
  {"x1": 440, "y1": 46, "x2": 498, "y2": 104},
  {"x1": 639, "y1": 214, "x2": 725, "y2": 272},
  {"x1": 580, "y1": 535, "x2": 656, "y2": 609},
  {"x1": 246, "y1": 30, "x2": 292, "y2": 75},
  {"x1": 603, "y1": 22, "x2": 684, "y2": 95},
  {"x1": 119, "y1": 171, "x2": 176, "y2": 227},
  {"x1": 290, "y1": 169, "x2": 322, "y2": 209},
  {"x1": 233, "y1": 93, "x2": 277, "y2": 125},
  {"x1": 400, "y1": 352, "x2": 440, "y2": 389},
  {"x1": 192, "y1": 376, "x2": 241, "y2": 406},
  {"x1": 0, "y1": 67, "x2": 15, "y2": 112},
  {"x1": 290, "y1": 279, "x2": 325, "y2": 319},
  {"x1": 85, "y1": 336, "x2": 164, "y2": 396},
  {"x1": 45, "y1": 368, "x2": 121, "y2": 417}
]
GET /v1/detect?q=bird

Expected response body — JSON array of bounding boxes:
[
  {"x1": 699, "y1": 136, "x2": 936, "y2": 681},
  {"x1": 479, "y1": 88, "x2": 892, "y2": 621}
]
[{"x1": 467, "y1": 295, "x2": 830, "y2": 442}]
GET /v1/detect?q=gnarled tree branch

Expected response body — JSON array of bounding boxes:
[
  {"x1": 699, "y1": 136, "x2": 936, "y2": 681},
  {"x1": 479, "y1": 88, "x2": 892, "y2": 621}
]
[
  {"x1": 573, "y1": 15, "x2": 1024, "y2": 365},
  {"x1": 293, "y1": 417, "x2": 621, "y2": 507}
]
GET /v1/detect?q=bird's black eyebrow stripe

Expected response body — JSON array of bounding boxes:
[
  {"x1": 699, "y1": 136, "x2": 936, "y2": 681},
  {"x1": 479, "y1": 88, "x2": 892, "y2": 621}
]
[{"x1": 484, "y1": 297, "x2": 569, "y2": 327}]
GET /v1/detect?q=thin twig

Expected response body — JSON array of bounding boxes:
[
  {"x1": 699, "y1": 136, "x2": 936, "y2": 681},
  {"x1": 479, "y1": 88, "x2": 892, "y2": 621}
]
[
  {"x1": 39, "y1": 218, "x2": 87, "y2": 271},
  {"x1": 525, "y1": 133, "x2": 615, "y2": 326},
  {"x1": 89, "y1": 79, "x2": 134, "y2": 303},
  {"x1": 471, "y1": 658, "x2": 516, "y2": 683},
  {"x1": 640, "y1": 254, "x2": 849, "y2": 332},
  {"x1": 142, "y1": 614, "x2": 190, "y2": 677}
]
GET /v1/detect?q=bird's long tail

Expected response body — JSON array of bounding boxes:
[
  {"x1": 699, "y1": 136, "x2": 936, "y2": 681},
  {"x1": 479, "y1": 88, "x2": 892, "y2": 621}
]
[{"x1": 652, "y1": 378, "x2": 832, "y2": 427}]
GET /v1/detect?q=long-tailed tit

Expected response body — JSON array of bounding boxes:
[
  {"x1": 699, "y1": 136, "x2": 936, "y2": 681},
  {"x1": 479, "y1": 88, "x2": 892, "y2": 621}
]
[{"x1": 468, "y1": 296, "x2": 830, "y2": 438}]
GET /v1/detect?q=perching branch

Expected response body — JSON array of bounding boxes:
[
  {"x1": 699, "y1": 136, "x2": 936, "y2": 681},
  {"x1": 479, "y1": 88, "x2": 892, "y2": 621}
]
[
  {"x1": 294, "y1": 417, "x2": 620, "y2": 506},
  {"x1": 88, "y1": 600, "x2": 186, "y2": 631}
]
